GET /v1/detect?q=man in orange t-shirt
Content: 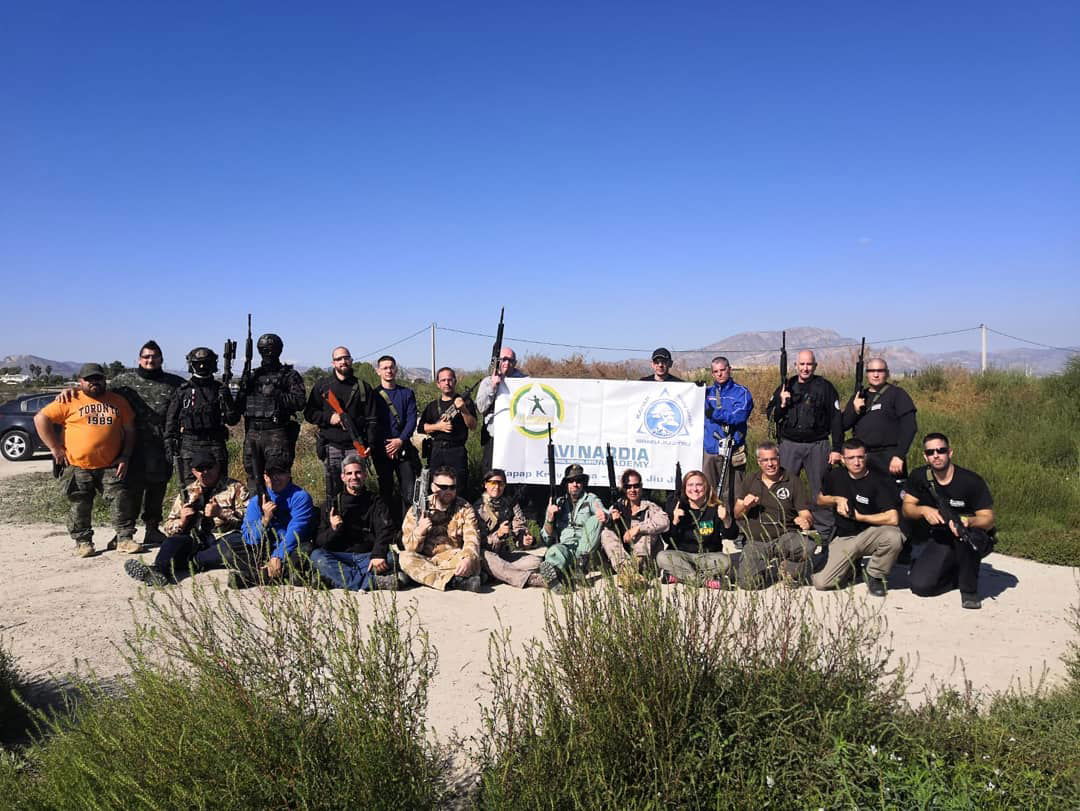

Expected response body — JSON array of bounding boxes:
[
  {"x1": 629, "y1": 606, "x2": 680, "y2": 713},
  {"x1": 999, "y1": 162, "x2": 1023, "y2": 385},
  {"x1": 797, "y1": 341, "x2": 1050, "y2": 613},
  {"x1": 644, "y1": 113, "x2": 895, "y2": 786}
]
[{"x1": 35, "y1": 363, "x2": 139, "y2": 557}]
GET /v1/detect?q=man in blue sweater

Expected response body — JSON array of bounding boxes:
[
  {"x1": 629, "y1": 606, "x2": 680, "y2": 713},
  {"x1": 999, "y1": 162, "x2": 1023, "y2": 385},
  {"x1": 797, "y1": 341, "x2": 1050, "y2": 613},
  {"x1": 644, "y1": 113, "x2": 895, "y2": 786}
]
[
  {"x1": 230, "y1": 454, "x2": 316, "y2": 588},
  {"x1": 372, "y1": 355, "x2": 419, "y2": 525},
  {"x1": 703, "y1": 356, "x2": 754, "y2": 494}
]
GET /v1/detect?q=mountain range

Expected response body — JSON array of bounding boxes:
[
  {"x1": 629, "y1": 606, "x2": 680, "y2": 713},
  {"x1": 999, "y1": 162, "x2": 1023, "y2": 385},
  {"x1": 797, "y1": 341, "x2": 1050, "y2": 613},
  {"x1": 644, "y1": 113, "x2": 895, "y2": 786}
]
[{"x1": 4, "y1": 330, "x2": 1076, "y2": 382}]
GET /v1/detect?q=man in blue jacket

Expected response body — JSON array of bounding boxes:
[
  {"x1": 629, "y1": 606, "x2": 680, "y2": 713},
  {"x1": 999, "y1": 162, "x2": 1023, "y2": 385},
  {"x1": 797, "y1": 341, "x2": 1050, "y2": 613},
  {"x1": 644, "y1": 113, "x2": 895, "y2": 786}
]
[
  {"x1": 230, "y1": 454, "x2": 316, "y2": 588},
  {"x1": 703, "y1": 356, "x2": 754, "y2": 494}
]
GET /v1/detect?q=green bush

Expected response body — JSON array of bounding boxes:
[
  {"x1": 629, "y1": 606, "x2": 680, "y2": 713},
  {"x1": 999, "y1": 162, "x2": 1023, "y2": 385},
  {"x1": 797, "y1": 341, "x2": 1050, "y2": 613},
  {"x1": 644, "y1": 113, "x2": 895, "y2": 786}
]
[
  {"x1": 477, "y1": 585, "x2": 1080, "y2": 809},
  {"x1": 0, "y1": 638, "x2": 28, "y2": 742},
  {"x1": 7, "y1": 585, "x2": 447, "y2": 809}
]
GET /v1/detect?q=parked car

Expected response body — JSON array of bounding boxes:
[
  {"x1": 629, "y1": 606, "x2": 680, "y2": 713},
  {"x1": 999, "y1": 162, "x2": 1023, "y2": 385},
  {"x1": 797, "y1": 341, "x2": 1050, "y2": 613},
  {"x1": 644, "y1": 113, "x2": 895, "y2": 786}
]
[{"x1": 0, "y1": 391, "x2": 61, "y2": 461}]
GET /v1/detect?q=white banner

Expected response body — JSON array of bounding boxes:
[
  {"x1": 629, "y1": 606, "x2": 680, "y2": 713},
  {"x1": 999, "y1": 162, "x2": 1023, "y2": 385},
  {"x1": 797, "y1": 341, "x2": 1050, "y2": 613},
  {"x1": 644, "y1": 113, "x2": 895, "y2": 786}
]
[{"x1": 491, "y1": 377, "x2": 705, "y2": 489}]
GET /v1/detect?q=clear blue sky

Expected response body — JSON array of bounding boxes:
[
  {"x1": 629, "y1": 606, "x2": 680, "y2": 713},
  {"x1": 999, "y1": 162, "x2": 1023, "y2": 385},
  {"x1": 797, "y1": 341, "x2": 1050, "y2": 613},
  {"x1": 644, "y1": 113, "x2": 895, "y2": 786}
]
[{"x1": 2, "y1": 1, "x2": 1077, "y2": 371}]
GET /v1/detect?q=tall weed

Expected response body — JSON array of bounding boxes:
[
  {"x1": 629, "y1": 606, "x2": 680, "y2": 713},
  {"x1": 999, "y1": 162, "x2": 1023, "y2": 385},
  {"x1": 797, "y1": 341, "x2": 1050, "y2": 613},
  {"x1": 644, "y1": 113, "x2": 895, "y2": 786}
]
[{"x1": 8, "y1": 585, "x2": 446, "y2": 809}]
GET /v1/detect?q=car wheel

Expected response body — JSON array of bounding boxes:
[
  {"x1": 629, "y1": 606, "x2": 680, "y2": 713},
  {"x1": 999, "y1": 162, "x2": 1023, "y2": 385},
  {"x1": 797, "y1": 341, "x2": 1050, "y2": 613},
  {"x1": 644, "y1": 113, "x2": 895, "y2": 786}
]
[{"x1": 1, "y1": 430, "x2": 33, "y2": 461}]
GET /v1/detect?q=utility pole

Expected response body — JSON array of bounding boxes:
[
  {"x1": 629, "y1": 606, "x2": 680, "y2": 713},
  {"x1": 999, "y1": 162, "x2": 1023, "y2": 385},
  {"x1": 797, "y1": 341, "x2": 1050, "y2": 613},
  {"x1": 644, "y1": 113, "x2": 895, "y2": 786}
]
[
  {"x1": 980, "y1": 323, "x2": 987, "y2": 372},
  {"x1": 430, "y1": 323, "x2": 437, "y2": 381}
]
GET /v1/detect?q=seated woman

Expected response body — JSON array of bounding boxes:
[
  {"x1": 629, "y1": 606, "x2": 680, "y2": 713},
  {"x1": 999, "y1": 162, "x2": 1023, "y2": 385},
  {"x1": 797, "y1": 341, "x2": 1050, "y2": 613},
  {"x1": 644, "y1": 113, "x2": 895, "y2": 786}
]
[
  {"x1": 473, "y1": 468, "x2": 548, "y2": 589},
  {"x1": 657, "y1": 470, "x2": 738, "y2": 588},
  {"x1": 600, "y1": 468, "x2": 670, "y2": 589}
]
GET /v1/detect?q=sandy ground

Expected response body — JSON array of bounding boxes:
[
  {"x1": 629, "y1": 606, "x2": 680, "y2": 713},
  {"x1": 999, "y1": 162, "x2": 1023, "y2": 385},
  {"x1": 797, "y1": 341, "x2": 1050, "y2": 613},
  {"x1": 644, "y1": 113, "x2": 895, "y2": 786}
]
[{"x1": 1, "y1": 456, "x2": 1077, "y2": 747}]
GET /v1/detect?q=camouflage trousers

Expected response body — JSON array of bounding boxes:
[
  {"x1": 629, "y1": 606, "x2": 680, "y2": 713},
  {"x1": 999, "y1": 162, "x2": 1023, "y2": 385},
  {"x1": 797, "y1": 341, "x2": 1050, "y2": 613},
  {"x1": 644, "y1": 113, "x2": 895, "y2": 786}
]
[
  {"x1": 58, "y1": 464, "x2": 136, "y2": 544},
  {"x1": 543, "y1": 514, "x2": 603, "y2": 575},
  {"x1": 599, "y1": 526, "x2": 661, "y2": 572},
  {"x1": 399, "y1": 548, "x2": 472, "y2": 591}
]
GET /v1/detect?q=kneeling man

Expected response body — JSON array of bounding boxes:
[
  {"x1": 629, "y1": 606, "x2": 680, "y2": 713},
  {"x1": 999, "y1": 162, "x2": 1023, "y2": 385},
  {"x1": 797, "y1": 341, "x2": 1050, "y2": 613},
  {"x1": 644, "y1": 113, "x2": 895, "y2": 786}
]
[
  {"x1": 399, "y1": 466, "x2": 482, "y2": 591},
  {"x1": 902, "y1": 433, "x2": 995, "y2": 609},
  {"x1": 812, "y1": 439, "x2": 902, "y2": 596}
]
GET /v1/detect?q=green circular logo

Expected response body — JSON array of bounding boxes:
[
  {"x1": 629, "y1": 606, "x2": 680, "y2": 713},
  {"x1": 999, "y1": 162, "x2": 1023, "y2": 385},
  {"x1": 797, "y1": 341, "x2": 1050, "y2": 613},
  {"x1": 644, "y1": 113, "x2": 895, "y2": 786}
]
[{"x1": 509, "y1": 383, "x2": 565, "y2": 438}]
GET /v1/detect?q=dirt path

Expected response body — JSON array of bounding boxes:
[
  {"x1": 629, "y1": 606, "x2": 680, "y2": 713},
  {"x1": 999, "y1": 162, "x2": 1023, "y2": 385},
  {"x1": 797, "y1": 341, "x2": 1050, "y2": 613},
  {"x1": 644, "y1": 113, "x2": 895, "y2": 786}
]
[{"x1": 2, "y1": 517, "x2": 1075, "y2": 745}]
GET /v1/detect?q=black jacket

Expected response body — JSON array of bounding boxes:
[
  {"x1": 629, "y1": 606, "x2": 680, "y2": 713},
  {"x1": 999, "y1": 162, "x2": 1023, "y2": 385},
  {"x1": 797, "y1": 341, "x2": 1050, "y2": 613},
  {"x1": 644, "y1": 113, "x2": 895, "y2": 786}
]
[
  {"x1": 304, "y1": 374, "x2": 378, "y2": 450},
  {"x1": 767, "y1": 375, "x2": 843, "y2": 449},
  {"x1": 314, "y1": 489, "x2": 393, "y2": 559}
]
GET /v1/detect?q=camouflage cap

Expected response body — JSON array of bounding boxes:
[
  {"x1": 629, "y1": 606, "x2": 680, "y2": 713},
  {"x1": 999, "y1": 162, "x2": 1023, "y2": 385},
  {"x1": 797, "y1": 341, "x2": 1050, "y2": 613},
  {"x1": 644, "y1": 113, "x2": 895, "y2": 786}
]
[{"x1": 78, "y1": 363, "x2": 106, "y2": 379}]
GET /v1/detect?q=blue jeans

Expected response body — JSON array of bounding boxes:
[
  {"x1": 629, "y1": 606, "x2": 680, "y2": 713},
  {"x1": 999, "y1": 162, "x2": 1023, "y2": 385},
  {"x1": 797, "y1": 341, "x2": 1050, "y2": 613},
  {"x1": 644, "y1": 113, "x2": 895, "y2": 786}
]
[{"x1": 311, "y1": 548, "x2": 377, "y2": 591}]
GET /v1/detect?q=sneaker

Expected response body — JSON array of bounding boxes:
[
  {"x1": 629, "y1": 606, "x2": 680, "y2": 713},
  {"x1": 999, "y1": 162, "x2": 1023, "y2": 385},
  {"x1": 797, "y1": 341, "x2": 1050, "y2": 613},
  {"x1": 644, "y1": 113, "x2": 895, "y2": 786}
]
[
  {"x1": 115, "y1": 538, "x2": 145, "y2": 555},
  {"x1": 124, "y1": 558, "x2": 168, "y2": 587},
  {"x1": 525, "y1": 573, "x2": 548, "y2": 589},
  {"x1": 961, "y1": 592, "x2": 982, "y2": 610},
  {"x1": 550, "y1": 579, "x2": 572, "y2": 596},
  {"x1": 575, "y1": 554, "x2": 592, "y2": 574},
  {"x1": 450, "y1": 574, "x2": 482, "y2": 593},
  {"x1": 74, "y1": 541, "x2": 95, "y2": 558},
  {"x1": 372, "y1": 573, "x2": 399, "y2": 591},
  {"x1": 865, "y1": 574, "x2": 887, "y2": 597},
  {"x1": 703, "y1": 579, "x2": 725, "y2": 590}
]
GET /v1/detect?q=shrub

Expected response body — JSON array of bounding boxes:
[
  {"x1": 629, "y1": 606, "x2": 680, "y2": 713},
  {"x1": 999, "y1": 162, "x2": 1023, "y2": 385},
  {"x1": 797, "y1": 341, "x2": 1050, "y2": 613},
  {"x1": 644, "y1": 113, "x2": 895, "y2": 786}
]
[
  {"x1": 477, "y1": 584, "x2": 1080, "y2": 808},
  {"x1": 0, "y1": 638, "x2": 28, "y2": 743},
  {"x1": 8, "y1": 585, "x2": 447, "y2": 809}
]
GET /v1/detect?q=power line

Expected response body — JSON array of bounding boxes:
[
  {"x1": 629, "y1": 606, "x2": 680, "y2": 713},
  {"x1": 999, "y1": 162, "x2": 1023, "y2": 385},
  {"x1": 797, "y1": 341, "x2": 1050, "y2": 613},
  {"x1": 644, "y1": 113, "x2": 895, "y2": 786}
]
[
  {"x1": 357, "y1": 324, "x2": 431, "y2": 360},
  {"x1": 985, "y1": 327, "x2": 1080, "y2": 354},
  {"x1": 438, "y1": 324, "x2": 983, "y2": 355}
]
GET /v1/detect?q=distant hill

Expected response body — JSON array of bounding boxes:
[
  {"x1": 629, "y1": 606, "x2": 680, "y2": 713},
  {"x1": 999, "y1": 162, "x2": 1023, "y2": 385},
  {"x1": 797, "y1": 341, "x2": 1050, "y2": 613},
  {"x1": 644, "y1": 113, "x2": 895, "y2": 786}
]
[
  {"x1": 0, "y1": 354, "x2": 82, "y2": 378},
  {"x1": 624, "y1": 328, "x2": 1075, "y2": 377}
]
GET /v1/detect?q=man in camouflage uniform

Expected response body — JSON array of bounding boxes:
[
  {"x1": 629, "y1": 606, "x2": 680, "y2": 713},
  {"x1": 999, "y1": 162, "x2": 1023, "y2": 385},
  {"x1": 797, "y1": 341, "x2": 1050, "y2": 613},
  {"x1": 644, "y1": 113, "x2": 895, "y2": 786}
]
[
  {"x1": 165, "y1": 347, "x2": 240, "y2": 486},
  {"x1": 105, "y1": 340, "x2": 185, "y2": 546},
  {"x1": 234, "y1": 333, "x2": 306, "y2": 496},
  {"x1": 540, "y1": 463, "x2": 608, "y2": 593},
  {"x1": 399, "y1": 466, "x2": 482, "y2": 591}
]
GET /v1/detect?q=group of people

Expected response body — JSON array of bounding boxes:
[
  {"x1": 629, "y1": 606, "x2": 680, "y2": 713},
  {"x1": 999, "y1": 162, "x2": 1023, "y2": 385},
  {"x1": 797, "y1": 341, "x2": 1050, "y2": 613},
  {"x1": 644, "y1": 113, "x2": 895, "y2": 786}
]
[{"x1": 32, "y1": 337, "x2": 997, "y2": 608}]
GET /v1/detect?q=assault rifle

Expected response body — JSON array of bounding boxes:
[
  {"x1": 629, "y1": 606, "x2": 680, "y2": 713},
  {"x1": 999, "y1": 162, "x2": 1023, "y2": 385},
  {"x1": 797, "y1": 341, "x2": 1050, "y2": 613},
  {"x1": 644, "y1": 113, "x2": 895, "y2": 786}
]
[
  {"x1": 666, "y1": 461, "x2": 686, "y2": 514},
  {"x1": 770, "y1": 330, "x2": 789, "y2": 439},
  {"x1": 477, "y1": 307, "x2": 505, "y2": 448},
  {"x1": 240, "y1": 314, "x2": 253, "y2": 391},
  {"x1": 853, "y1": 337, "x2": 866, "y2": 402},
  {"x1": 547, "y1": 423, "x2": 558, "y2": 506},
  {"x1": 713, "y1": 427, "x2": 735, "y2": 517},
  {"x1": 412, "y1": 466, "x2": 432, "y2": 521},
  {"x1": 222, "y1": 338, "x2": 238, "y2": 386},
  {"x1": 323, "y1": 390, "x2": 371, "y2": 460},
  {"x1": 923, "y1": 468, "x2": 988, "y2": 553},
  {"x1": 605, "y1": 443, "x2": 627, "y2": 534}
]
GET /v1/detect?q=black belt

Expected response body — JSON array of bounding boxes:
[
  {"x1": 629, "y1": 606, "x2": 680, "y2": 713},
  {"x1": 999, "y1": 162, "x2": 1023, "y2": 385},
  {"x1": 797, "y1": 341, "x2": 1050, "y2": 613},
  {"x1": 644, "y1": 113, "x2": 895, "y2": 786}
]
[{"x1": 247, "y1": 419, "x2": 285, "y2": 431}]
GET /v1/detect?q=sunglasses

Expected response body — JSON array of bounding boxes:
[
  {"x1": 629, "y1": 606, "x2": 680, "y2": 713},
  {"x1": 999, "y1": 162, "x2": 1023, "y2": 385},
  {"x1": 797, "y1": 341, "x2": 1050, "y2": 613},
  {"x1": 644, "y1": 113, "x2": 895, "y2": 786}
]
[
  {"x1": 485, "y1": 479, "x2": 506, "y2": 486},
  {"x1": 433, "y1": 482, "x2": 457, "y2": 491},
  {"x1": 867, "y1": 368, "x2": 887, "y2": 373},
  {"x1": 924, "y1": 447, "x2": 950, "y2": 456},
  {"x1": 624, "y1": 482, "x2": 642, "y2": 489}
]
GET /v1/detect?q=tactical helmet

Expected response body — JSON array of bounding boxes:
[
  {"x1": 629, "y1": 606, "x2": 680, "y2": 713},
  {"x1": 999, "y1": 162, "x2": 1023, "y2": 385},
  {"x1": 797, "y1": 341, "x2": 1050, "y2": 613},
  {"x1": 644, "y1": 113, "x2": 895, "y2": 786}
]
[
  {"x1": 257, "y1": 333, "x2": 284, "y2": 361},
  {"x1": 186, "y1": 346, "x2": 219, "y2": 377}
]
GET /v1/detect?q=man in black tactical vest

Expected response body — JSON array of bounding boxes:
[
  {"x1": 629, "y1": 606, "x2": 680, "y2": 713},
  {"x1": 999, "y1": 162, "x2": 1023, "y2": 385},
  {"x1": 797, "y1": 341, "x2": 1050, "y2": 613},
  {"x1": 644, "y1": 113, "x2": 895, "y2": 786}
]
[
  {"x1": 165, "y1": 347, "x2": 241, "y2": 486},
  {"x1": 766, "y1": 349, "x2": 844, "y2": 540},
  {"x1": 234, "y1": 333, "x2": 306, "y2": 496}
]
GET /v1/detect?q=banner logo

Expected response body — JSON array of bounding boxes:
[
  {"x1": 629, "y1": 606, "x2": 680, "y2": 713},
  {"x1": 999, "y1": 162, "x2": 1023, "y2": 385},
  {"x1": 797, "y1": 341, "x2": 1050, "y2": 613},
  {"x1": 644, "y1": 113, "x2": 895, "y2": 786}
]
[
  {"x1": 638, "y1": 390, "x2": 690, "y2": 439},
  {"x1": 509, "y1": 383, "x2": 566, "y2": 439}
]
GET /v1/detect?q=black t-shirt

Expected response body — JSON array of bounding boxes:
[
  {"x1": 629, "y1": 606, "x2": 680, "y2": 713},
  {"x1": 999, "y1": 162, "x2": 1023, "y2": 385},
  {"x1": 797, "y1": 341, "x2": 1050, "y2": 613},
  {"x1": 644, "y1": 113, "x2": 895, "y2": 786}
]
[
  {"x1": 842, "y1": 384, "x2": 917, "y2": 451},
  {"x1": 736, "y1": 470, "x2": 811, "y2": 541},
  {"x1": 667, "y1": 503, "x2": 735, "y2": 553},
  {"x1": 420, "y1": 396, "x2": 476, "y2": 448},
  {"x1": 639, "y1": 373, "x2": 684, "y2": 382},
  {"x1": 904, "y1": 464, "x2": 993, "y2": 544},
  {"x1": 821, "y1": 467, "x2": 900, "y2": 538}
]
